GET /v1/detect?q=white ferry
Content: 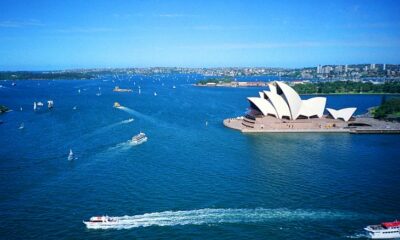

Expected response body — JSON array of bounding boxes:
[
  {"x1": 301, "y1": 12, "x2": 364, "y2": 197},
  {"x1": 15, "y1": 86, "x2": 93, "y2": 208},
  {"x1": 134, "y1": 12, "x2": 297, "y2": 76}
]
[
  {"x1": 83, "y1": 216, "x2": 118, "y2": 229},
  {"x1": 130, "y1": 132, "x2": 147, "y2": 145},
  {"x1": 365, "y1": 220, "x2": 400, "y2": 239}
]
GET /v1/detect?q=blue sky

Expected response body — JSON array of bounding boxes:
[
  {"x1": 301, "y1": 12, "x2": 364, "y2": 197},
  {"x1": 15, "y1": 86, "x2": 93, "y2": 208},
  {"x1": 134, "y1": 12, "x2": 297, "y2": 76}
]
[{"x1": 0, "y1": 0, "x2": 400, "y2": 70}]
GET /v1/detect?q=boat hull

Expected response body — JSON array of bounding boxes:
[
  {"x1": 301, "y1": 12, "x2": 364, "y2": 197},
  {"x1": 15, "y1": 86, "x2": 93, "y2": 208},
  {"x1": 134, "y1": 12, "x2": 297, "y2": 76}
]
[{"x1": 365, "y1": 228, "x2": 400, "y2": 239}]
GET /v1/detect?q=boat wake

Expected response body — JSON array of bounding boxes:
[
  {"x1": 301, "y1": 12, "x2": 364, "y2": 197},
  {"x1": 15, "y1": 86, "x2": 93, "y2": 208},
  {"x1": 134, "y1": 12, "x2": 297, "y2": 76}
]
[
  {"x1": 87, "y1": 208, "x2": 357, "y2": 229},
  {"x1": 117, "y1": 107, "x2": 157, "y2": 125},
  {"x1": 346, "y1": 232, "x2": 369, "y2": 239}
]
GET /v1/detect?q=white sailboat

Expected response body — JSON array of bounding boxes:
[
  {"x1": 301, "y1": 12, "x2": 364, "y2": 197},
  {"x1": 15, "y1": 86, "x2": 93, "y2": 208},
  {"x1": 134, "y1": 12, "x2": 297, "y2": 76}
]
[
  {"x1": 68, "y1": 149, "x2": 74, "y2": 161},
  {"x1": 47, "y1": 100, "x2": 54, "y2": 109},
  {"x1": 33, "y1": 102, "x2": 37, "y2": 111}
]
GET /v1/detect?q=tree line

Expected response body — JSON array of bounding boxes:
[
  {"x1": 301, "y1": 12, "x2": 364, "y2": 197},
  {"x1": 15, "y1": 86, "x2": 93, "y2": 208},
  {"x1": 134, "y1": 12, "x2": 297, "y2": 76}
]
[{"x1": 293, "y1": 81, "x2": 400, "y2": 94}]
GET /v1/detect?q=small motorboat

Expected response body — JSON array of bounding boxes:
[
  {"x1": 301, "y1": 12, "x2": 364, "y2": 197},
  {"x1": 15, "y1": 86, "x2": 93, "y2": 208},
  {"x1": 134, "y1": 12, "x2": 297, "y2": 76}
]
[
  {"x1": 19, "y1": 123, "x2": 24, "y2": 130},
  {"x1": 365, "y1": 220, "x2": 400, "y2": 239},
  {"x1": 83, "y1": 216, "x2": 118, "y2": 229},
  {"x1": 113, "y1": 102, "x2": 122, "y2": 108},
  {"x1": 130, "y1": 132, "x2": 147, "y2": 145},
  {"x1": 37, "y1": 102, "x2": 44, "y2": 107},
  {"x1": 73, "y1": 106, "x2": 77, "y2": 110},
  {"x1": 154, "y1": 92, "x2": 157, "y2": 96},
  {"x1": 68, "y1": 149, "x2": 74, "y2": 161}
]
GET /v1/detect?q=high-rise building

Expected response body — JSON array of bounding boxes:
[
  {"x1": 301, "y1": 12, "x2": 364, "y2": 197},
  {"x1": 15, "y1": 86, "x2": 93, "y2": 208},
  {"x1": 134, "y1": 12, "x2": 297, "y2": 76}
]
[
  {"x1": 383, "y1": 64, "x2": 386, "y2": 71},
  {"x1": 317, "y1": 65, "x2": 322, "y2": 74},
  {"x1": 371, "y1": 63, "x2": 375, "y2": 69},
  {"x1": 345, "y1": 65, "x2": 348, "y2": 73}
]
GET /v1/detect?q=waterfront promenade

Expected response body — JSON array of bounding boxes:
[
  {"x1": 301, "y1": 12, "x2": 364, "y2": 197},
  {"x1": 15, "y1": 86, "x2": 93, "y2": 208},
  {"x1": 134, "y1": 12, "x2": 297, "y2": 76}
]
[{"x1": 223, "y1": 116, "x2": 400, "y2": 134}]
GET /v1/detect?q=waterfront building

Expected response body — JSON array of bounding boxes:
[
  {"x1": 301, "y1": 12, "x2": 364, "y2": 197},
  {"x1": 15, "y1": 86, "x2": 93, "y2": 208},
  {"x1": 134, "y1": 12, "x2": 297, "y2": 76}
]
[
  {"x1": 223, "y1": 81, "x2": 366, "y2": 133},
  {"x1": 247, "y1": 81, "x2": 354, "y2": 121}
]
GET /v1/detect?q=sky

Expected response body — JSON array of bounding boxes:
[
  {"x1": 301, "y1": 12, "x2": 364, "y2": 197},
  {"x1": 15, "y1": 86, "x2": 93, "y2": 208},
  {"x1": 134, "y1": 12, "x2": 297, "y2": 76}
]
[{"x1": 0, "y1": 0, "x2": 400, "y2": 70}]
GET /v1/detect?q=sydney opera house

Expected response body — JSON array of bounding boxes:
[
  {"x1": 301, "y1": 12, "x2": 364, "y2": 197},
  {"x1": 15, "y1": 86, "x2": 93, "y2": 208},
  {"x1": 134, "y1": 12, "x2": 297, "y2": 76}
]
[{"x1": 224, "y1": 81, "x2": 359, "y2": 132}]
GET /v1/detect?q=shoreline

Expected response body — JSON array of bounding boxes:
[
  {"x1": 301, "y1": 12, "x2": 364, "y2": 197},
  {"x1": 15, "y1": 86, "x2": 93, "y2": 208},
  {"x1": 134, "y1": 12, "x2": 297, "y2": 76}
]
[{"x1": 195, "y1": 84, "x2": 400, "y2": 95}]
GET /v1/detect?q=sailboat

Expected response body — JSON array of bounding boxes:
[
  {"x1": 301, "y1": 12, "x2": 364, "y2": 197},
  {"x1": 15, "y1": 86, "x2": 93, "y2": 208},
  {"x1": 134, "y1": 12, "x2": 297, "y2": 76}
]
[
  {"x1": 68, "y1": 149, "x2": 74, "y2": 161},
  {"x1": 33, "y1": 102, "x2": 37, "y2": 111},
  {"x1": 47, "y1": 100, "x2": 54, "y2": 109}
]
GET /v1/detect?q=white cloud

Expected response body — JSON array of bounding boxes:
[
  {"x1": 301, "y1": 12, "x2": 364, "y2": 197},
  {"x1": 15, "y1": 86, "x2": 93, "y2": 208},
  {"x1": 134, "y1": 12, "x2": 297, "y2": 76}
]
[
  {"x1": 180, "y1": 40, "x2": 400, "y2": 50},
  {"x1": 0, "y1": 19, "x2": 44, "y2": 28},
  {"x1": 55, "y1": 27, "x2": 116, "y2": 33},
  {"x1": 156, "y1": 14, "x2": 198, "y2": 18}
]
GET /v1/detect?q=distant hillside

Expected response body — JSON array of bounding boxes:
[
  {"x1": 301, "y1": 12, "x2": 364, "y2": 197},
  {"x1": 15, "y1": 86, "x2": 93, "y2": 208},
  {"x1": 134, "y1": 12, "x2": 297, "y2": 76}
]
[{"x1": 0, "y1": 71, "x2": 95, "y2": 80}]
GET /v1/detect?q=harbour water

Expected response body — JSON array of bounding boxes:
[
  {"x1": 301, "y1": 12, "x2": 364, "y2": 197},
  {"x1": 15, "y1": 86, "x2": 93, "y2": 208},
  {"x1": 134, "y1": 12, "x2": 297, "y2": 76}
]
[{"x1": 0, "y1": 75, "x2": 399, "y2": 239}]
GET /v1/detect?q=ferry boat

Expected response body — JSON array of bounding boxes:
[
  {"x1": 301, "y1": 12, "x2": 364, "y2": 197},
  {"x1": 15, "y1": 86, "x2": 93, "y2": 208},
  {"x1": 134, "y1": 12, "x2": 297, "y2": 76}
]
[
  {"x1": 83, "y1": 216, "x2": 118, "y2": 229},
  {"x1": 130, "y1": 132, "x2": 147, "y2": 145},
  {"x1": 365, "y1": 220, "x2": 400, "y2": 239}
]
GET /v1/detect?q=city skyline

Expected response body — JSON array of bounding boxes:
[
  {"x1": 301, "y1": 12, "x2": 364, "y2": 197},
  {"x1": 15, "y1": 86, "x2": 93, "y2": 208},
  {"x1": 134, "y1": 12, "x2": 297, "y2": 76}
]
[{"x1": 1, "y1": 0, "x2": 400, "y2": 70}]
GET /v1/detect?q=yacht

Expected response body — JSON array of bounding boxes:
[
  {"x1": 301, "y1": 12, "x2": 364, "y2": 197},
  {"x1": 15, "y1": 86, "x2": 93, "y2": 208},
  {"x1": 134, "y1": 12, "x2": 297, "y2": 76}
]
[
  {"x1": 130, "y1": 132, "x2": 147, "y2": 145},
  {"x1": 83, "y1": 216, "x2": 118, "y2": 229},
  {"x1": 365, "y1": 220, "x2": 400, "y2": 239},
  {"x1": 68, "y1": 149, "x2": 74, "y2": 161}
]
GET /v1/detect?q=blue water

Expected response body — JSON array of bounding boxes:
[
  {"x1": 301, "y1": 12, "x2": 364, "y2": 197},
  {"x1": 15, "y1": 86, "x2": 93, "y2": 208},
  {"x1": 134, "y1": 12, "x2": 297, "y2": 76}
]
[{"x1": 0, "y1": 75, "x2": 399, "y2": 239}]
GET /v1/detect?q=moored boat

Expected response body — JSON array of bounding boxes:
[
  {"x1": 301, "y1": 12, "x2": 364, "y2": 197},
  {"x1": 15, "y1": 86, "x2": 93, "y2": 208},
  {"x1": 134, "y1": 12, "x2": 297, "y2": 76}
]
[{"x1": 365, "y1": 220, "x2": 400, "y2": 239}]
